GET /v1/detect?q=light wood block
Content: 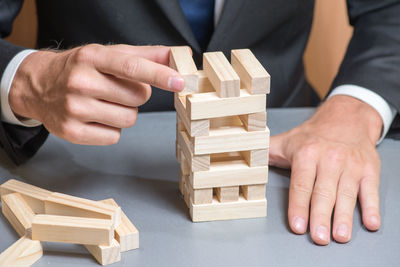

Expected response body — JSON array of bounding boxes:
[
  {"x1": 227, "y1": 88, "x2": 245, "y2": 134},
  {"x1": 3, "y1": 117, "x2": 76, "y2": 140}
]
[
  {"x1": 190, "y1": 196, "x2": 267, "y2": 222},
  {"x1": 241, "y1": 149, "x2": 269, "y2": 167},
  {"x1": 190, "y1": 160, "x2": 268, "y2": 189},
  {"x1": 175, "y1": 94, "x2": 209, "y2": 136},
  {"x1": 179, "y1": 170, "x2": 186, "y2": 195},
  {"x1": 1, "y1": 193, "x2": 35, "y2": 237},
  {"x1": 203, "y1": 52, "x2": 240, "y2": 98},
  {"x1": 0, "y1": 236, "x2": 42, "y2": 267},
  {"x1": 169, "y1": 46, "x2": 198, "y2": 94},
  {"x1": 186, "y1": 89, "x2": 266, "y2": 120},
  {"x1": 100, "y1": 199, "x2": 139, "y2": 252},
  {"x1": 231, "y1": 49, "x2": 270, "y2": 94},
  {"x1": 0, "y1": 179, "x2": 52, "y2": 213},
  {"x1": 85, "y1": 239, "x2": 121, "y2": 266},
  {"x1": 183, "y1": 175, "x2": 190, "y2": 207},
  {"x1": 192, "y1": 126, "x2": 270, "y2": 155},
  {"x1": 239, "y1": 111, "x2": 267, "y2": 131},
  {"x1": 44, "y1": 192, "x2": 121, "y2": 228},
  {"x1": 197, "y1": 70, "x2": 214, "y2": 93},
  {"x1": 31, "y1": 214, "x2": 113, "y2": 246},
  {"x1": 189, "y1": 188, "x2": 213, "y2": 205},
  {"x1": 210, "y1": 115, "x2": 242, "y2": 128},
  {"x1": 242, "y1": 184, "x2": 266, "y2": 200},
  {"x1": 177, "y1": 129, "x2": 210, "y2": 172},
  {"x1": 215, "y1": 186, "x2": 239, "y2": 203}
]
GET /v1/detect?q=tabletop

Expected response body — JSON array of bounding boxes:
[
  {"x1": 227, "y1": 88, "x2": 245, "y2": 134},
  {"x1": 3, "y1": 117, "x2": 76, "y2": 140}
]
[{"x1": 0, "y1": 108, "x2": 399, "y2": 267}]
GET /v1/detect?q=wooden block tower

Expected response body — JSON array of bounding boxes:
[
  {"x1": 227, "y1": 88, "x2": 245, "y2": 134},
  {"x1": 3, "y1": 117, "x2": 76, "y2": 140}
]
[{"x1": 170, "y1": 47, "x2": 270, "y2": 222}]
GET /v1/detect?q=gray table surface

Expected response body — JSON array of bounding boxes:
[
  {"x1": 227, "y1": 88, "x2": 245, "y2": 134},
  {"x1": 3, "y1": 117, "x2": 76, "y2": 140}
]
[{"x1": 0, "y1": 108, "x2": 399, "y2": 267}]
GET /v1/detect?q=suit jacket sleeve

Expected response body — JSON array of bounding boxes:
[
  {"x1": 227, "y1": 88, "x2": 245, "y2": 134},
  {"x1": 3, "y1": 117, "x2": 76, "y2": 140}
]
[
  {"x1": 332, "y1": 0, "x2": 400, "y2": 112},
  {"x1": 0, "y1": 0, "x2": 49, "y2": 165}
]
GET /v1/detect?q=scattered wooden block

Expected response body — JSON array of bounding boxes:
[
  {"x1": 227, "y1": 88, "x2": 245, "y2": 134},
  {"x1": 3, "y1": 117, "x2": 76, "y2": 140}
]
[
  {"x1": 239, "y1": 111, "x2": 267, "y2": 131},
  {"x1": 241, "y1": 149, "x2": 269, "y2": 167},
  {"x1": 31, "y1": 214, "x2": 113, "y2": 246},
  {"x1": 177, "y1": 130, "x2": 210, "y2": 172},
  {"x1": 231, "y1": 49, "x2": 270, "y2": 94},
  {"x1": 190, "y1": 160, "x2": 268, "y2": 189},
  {"x1": 189, "y1": 188, "x2": 213, "y2": 205},
  {"x1": 215, "y1": 186, "x2": 239, "y2": 203},
  {"x1": 0, "y1": 179, "x2": 52, "y2": 213},
  {"x1": 175, "y1": 94, "x2": 209, "y2": 136},
  {"x1": 100, "y1": 199, "x2": 139, "y2": 252},
  {"x1": 192, "y1": 126, "x2": 270, "y2": 155},
  {"x1": 203, "y1": 52, "x2": 240, "y2": 98},
  {"x1": 44, "y1": 192, "x2": 121, "y2": 228},
  {"x1": 169, "y1": 46, "x2": 198, "y2": 94},
  {"x1": 85, "y1": 239, "x2": 121, "y2": 266},
  {"x1": 190, "y1": 197, "x2": 267, "y2": 222},
  {"x1": 0, "y1": 236, "x2": 42, "y2": 267},
  {"x1": 1, "y1": 193, "x2": 35, "y2": 237},
  {"x1": 242, "y1": 184, "x2": 266, "y2": 201},
  {"x1": 186, "y1": 89, "x2": 266, "y2": 120}
]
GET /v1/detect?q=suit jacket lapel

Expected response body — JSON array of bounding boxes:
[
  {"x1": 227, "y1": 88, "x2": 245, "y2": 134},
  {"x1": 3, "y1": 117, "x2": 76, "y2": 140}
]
[{"x1": 154, "y1": 0, "x2": 201, "y2": 52}]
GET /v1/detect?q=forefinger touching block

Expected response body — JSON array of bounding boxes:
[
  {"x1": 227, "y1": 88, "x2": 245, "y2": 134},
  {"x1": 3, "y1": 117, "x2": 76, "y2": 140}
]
[
  {"x1": 169, "y1": 46, "x2": 199, "y2": 94},
  {"x1": 0, "y1": 236, "x2": 43, "y2": 267}
]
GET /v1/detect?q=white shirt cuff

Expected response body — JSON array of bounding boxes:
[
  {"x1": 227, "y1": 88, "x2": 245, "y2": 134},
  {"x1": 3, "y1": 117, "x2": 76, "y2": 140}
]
[
  {"x1": 0, "y1": 49, "x2": 42, "y2": 127},
  {"x1": 328, "y1": 85, "x2": 397, "y2": 144}
]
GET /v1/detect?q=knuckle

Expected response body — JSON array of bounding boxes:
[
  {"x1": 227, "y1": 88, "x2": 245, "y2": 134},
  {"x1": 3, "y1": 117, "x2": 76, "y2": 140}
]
[
  {"x1": 107, "y1": 130, "x2": 121, "y2": 145},
  {"x1": 291, "y1": 180, "x2": 313, "y2": 196},
  {"x1": 59, "y1": 121, "x2": 80, "y2": 143},
  {"x1": 298, "y1": 142, "x2": 319, "y2": 159},
  {"x1": 136, "y1": 85, "x2": 152, "y2": 106},
  {"x1": 337, "y1": 186, "x2": 357, "y2": 201},
  {"x1": 73, "y1": 44, "x2": 101, "y2": 64},
  {"x1": 312, "y1": 187, "x2": 335, "y2": 201},
  {"x1": 65, "y1": 70, "x2": 85, "y2": 93},
  {"x1": 121, "y1": 109, "x2": 138, "y2": 128},
  {"x1": 121, "y1": 56, "x2": 140, "y2": 78},
  {"x1": 325, "y1": 147, "x2": 346, "y2": 164}
]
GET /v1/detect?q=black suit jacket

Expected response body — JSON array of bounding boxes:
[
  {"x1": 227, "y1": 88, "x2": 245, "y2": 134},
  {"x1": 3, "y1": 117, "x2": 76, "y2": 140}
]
[{"x1": 0, "y1": 0, "x2": 399, "y2": 164}]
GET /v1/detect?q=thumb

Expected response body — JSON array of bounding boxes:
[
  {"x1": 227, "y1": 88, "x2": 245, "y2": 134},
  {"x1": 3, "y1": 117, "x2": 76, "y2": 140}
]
[{"x1": 269, "y1": 132, "x2": 290, "y2": 169}]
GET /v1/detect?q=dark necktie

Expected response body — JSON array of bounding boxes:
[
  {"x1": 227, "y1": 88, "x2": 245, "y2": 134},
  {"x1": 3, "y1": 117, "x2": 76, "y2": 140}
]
[{"x1": 178, "y1": 0, "x2": 215, "y2": 50}]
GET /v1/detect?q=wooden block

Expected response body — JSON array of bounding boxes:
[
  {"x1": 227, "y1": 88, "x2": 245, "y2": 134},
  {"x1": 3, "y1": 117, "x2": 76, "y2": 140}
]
[
  {"x1": 197, "y1": 70, "x2": 214, "y2": 93},
  {"x1": 1, "y1": 193, "x2": 35, "y2": 237},
  {"x1": 100, "y1": 199, "x2": 139, "y2": 252},
  {"x1": 177, "y1": 129, "x2": 210, "y2": 172},
  {"x1": 215, "y1": 186, "x2": 239, "y2": 203},
  {"x1": 190, "y1": 160, "x2": 268, "y2": 189},
  {"x1": 192, "y1": 126, "x2": 270, "y2": 155},
  {"x1": 231, "y1": 49, "x2": 270, "y2": 94},
  {"x1": 183, "y1": 175, "x2": 190, "y2": 207},
  {"x1": 186, "y1": 89, "x2": 266, "y2": 120},
  {"x1": 179, "y1": 170, "x2": 186, "y2": 195},
  {"x1": 190, "y1": 196, "x2": 267, "y2": 222},
  {"x1": 180, "y1": 150, "x2": 190, "y2": 176},
  {"x1": 239, "y1": 111, "x2": 267, "y2": 131},
  {"x1": 241, "y1": 149, "x2": 269, "y2": 167},
  {"x1": 0, "y1": 179, "x2": 52, "y2": 213},
  {"x1": 175, "y1": 94, "x2": 209, "y2": 137},
  {"x1": 31, "y1": 214, "x2": 113, "y2": 246},
  {"x1": 44, "y1": 192, "x2": 121, "y2": 228},
  {"x1": 203, "y1": 52, "x2": 240, "y2": 98},
  {"x1": 189, "y1": 187, "x2": 213, "y2": 205},
  {"x1": 242, "y1": 184, "x2": 266, "y2": 200},
  {"x1": 85, "y1": 239, "x2": 121, "y2": 266},
  {"x1": 210, "y1": 115, "x2": 242, "y2": 128},
  {"x1": 0, "y1": 236, "x2": 42, "y2": 267},
  {"x1": 169, "y1": 46, "x2": 198, "y2": 94}
]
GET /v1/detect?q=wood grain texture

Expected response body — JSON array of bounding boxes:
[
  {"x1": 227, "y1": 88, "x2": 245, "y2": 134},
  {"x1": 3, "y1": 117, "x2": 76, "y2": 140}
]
[
  {"x1": 177, "y1": 129, "x2": 210, "y2": 172},
  {"x1": 0, "y1": 179, "x2": 52, "y2": 213},
  {"x1": 190, "y1": 196, "x2": 267, "y2": 222},
  {"x1": 241, "y1": 149, "x2": 269, "y2": 167},
  {"x1": 186, "y1": 89, "x2": 266, "y2": 120},
  {"x1": 31, "y1": 214, "x2": 114, "y2": 246},
  {"x1": 44, "y1": 192, "x2": 121, "y2": 228},
  {"x1": 189, "y1": 188, "x2": 213, "y2": 205},
  {"x1": 231, "y1": 49, "x2": 270, "y2": 94},
  {"x1": 169, "y1": 46, "x2": 198, "y2": 94},
  {"x1": 239, "y1": 111, "x2": 267, "y2": 131},
  {"x1": 242, "y1": 184, "x2": 266, "y2": 201},
  {"x1": 0, "y1": 236, "x2": 42, "y2": 267},
  {"x1": 203, "y1": 52, "x2": 240, "y2": 98},
  {"x1": 1, "y1": 193, "x2": 35, "y2": 237},
  {"x1": 100, "y1": 199, "x2": 139, "y2": 252},
  {"x1": 197, "y1": 70, "x2": 214, "y2": 93},
  {"x1": 215, "y1": 186, "x2": 239, "y2": 203},
  {"x1": 175, "y1": 94, "x2": 209, "y2": 137},
  {"x1": 84, "y1": 239, "x2": 121, "y2": 265}
]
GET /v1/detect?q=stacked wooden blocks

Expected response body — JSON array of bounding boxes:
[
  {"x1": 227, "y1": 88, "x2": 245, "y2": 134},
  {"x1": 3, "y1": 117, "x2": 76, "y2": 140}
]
[
  {"x1": 171, "y1": 47, "x2": 270, "y2": 222},
  {"x1": 0, "y1": 179, "x2": 139, "y2": 266}
]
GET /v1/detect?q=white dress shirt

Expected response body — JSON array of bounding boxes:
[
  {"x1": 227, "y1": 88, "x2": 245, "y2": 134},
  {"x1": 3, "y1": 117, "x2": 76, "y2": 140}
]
[{"x1": 1, "y1": 0, "x2": 396, "y2": 143}]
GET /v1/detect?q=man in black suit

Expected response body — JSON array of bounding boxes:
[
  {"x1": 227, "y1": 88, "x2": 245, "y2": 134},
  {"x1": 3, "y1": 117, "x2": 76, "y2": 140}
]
[{"x1": 0, "y1": 0, "x2": 399, "y2": 245}]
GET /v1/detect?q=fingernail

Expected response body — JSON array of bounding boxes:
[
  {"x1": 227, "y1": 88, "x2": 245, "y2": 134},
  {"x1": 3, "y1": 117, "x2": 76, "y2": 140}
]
[
  {"x1": 336, "y1": 224, "x2": 349, "y2": 239},
  {"x1": 168, "y1": 75, "x2": 185, "y2": 91},
  {"x1": 292, "y1": 216, "x2": 306, "y2": 233},
  {"x1": 370, "y1": 215, "x2": 379, "y2": 226},
  {"x1": 316, "y1": 225, "x2": 329, "y2": 242}
]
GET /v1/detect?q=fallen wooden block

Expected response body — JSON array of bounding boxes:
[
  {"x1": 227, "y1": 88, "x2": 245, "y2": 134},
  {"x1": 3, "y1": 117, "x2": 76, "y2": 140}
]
[
  {"x1": 0, "y1": 235, "x2": 42, "y2": 267},
  {"x1": 44, "y1": 192, "x2": 121, "y2": 228},
  {"x1": 203, "y1": 52, "x2": 240, "y2": 98},
  {"x1": 84, "y1": 239, "x2": 121, "y2": 266},
  {"x1": 169, "y1": 46, "x2": 198, "y2": 94},
  {"x1": 231, "y1": 49, "x2": 270, "y2": 94},
  {"x1": 100, "y1": 199, "x2": 139, "y2": 252},
  {"x1": 0, "y1": 179, "x2": 52, "y2": 213},
  {"x1": 31, "y1": 214, "x2": 114, "y2": 246},
  {"x1": 1, "y1": 193, "x2": 35, "y2": 237}
]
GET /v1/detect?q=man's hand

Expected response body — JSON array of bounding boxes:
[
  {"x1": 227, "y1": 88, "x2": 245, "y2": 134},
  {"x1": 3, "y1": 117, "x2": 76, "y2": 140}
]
[
  {"x1": 269, "y1": 95, "x2": 383, "y2": 245},
  {"x1": 9, "y1": 44, "x2": 185, "y2": 145}
]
